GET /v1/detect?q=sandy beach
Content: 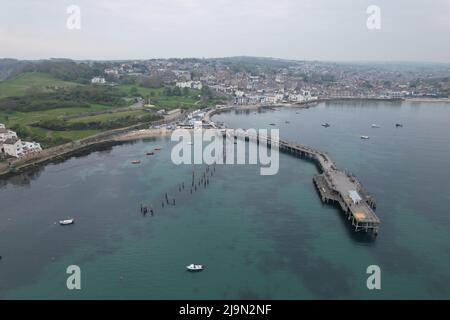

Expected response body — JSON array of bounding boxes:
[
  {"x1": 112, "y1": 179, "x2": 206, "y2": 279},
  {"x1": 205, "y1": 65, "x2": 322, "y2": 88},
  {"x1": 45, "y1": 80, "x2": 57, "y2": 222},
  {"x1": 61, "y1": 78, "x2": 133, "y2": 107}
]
[{"x1": 114, "y1": 128, "x2": 173, "y2": 141}]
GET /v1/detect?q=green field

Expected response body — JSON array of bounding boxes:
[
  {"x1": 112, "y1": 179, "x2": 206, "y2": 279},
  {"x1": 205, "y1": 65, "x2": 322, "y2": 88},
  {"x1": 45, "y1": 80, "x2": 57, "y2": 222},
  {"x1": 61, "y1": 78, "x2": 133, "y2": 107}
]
[
  {"x1": 67, "y1": 110, "x2": 148, "y2": 123},
  {"x1": 0, "y1": 73, "x2": 141, "y2": 146},
  {"x1": 26, "y1": 126, "x2": 101, "y2": 142},
  {"x1": 0, "y1": 104, "x2": 116, "y2": 126},
  {"x1": 0, "y1": 71, "x2": 225, "y2": 148},
  {"x1": 116, "y1": 85, "x2": 203, "y2": 109},
  {"x1": 0, "y1": 72, "x2": 78, "y2": 98}
]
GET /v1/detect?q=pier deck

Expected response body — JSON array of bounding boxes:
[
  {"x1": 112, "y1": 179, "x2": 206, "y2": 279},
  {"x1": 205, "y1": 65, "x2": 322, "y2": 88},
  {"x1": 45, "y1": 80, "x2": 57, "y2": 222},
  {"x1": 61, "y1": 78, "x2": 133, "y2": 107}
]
[{"x1": 264, "y1": 134, "x2": 380, "y2": 234}]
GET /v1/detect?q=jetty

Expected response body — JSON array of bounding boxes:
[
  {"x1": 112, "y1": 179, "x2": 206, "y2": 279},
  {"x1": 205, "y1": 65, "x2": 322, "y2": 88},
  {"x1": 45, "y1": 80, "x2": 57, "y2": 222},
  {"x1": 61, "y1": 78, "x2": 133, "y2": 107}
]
[{"x1": 205, "y1": 107, "x2": 380, "y2": 235}]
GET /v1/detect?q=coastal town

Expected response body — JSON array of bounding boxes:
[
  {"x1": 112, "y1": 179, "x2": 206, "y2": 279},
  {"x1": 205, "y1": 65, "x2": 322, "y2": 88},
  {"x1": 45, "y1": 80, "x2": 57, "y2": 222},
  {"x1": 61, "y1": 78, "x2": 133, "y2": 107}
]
[
  {"x1": 2, "y1": 0, "x2": 450, "y2": 303},
  {"x1": 91, "y1": 57, "x2": 450, "y2": 104},
  {"x1": 0, "y1": 57, "x2": 449, "y2": 163}
]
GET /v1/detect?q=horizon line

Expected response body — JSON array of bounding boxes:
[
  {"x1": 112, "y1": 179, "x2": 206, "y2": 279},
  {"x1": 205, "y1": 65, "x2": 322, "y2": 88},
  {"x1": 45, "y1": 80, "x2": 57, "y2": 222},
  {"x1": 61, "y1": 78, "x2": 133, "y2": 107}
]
[{"x1": 1, "y1": 56, "x2": 450, "y2": 66}]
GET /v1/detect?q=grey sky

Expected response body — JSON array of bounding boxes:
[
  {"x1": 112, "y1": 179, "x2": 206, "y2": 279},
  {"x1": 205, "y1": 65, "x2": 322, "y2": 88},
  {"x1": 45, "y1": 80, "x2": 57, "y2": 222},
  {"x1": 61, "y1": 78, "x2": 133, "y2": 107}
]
[{"x1": 1, "y1": 0, "x2": 449, "y2": 62}]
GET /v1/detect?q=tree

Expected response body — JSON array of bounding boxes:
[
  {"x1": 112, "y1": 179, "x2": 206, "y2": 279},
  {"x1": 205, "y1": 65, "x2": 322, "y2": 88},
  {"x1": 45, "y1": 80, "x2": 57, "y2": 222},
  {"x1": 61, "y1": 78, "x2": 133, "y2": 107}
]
[
  {"x1": 129, "y1": 86, "x2": 138, "y2": 96},
  {"x1": 172, "y1": 86, "x2": 181, "y2": 96},
  {"x1": 183, "y1": 87, "x2": 189, "y2": 96},
  {"x1": 201, "y1": 85, "x2": 213, "y2": 100},
  {"x1": 163, "y1": 87, "x2": 172, "y2": 96}
]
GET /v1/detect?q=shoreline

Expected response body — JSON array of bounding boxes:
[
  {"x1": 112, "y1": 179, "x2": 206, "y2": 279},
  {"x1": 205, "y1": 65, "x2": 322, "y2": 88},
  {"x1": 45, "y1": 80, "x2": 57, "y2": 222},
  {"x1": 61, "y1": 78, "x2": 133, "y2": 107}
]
[
  {"x1": 405, "y1": 98, "x2": 450, "y2": 103},
  {"x1": 0, "y1": 96, "x2": 446, "y2": 179},
  {"x1": 0, "y1": 112, "x2": 184, "y2": 180}
]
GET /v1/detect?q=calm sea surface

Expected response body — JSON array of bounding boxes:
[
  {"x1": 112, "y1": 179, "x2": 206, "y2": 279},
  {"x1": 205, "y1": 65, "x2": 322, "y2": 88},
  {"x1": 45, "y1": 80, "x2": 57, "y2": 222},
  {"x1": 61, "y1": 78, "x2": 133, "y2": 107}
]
[{"x1": 0, "y1": 101, "x2": 449, "y2": 299}]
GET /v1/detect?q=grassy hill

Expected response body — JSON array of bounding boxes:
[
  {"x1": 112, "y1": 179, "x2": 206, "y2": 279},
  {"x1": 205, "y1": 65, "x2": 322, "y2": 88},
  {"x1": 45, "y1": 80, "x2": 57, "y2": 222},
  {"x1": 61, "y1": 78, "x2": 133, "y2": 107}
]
[
  {"x1": 0, "y1": 68, "x2": 226, "y2": 149},
  {"x1": 0, "y1": 72, "x2": 136, "y2": 146},
  {"x1": 0, "y1": 72, "x2": 78, "y2": 99}
]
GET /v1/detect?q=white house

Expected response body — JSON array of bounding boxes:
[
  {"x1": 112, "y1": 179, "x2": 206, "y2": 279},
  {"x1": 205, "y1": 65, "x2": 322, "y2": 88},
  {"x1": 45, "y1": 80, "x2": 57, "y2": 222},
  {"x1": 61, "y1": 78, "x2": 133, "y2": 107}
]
[
  {"x1": 19, "y1": 141, "x2": 42, "y2": 157},
  {"x1": 1, "y1": 138, "x2": 42, "y2": 158},
  {"x1": 2, "y1": 138, "x2": 22, "y2": 158},
  {"x1": 104, "y1": 68, "x2": 119, "y2": 75},
  {"x1": 0, "y1": 124, "x2": 18, "y2": 143},
  {"x1": 275, "y1": 93, "x2": 285, "y2": 102},
  {"x1": 264, "y1": 95, "x2": 277, "y2": 104}
]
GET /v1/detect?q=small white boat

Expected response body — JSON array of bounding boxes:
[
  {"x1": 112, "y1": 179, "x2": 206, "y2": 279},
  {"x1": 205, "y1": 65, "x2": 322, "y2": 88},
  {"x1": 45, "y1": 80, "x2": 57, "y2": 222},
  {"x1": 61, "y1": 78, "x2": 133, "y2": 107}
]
[
  {"x1": 59, "y1": 219, "x2": 74, "y2": 225},
  {"x1": 361, "y1": 135, "x2": 370, "y2": 140},
  {"x1": 322, "y1": 123, "x2": 330, "y2": 128},
  {"x1": 186, "y1": 264, "x2": 204, "y2": 272},
  {"x1": 371, "y1": 124, "x2": 380, "y2": 128}
]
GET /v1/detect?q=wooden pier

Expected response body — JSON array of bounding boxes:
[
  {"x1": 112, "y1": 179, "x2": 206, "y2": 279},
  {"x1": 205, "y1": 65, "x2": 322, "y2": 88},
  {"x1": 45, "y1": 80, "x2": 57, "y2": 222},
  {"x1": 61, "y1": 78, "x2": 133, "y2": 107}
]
[
  {"x1": 213, "y1": 127, "x2": 379, "y2": 237},
  {"x1": 204, "y1": 107, "x2": 380, "y2": 235},
  {"x1": 243, "y1": 131, "x2": 380, "y2": 234}
]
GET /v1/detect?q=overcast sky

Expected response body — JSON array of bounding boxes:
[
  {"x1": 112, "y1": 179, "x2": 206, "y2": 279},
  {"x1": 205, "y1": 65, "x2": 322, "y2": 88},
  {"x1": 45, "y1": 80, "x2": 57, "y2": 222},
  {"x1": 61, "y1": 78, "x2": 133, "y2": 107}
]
[{"x1": 1, "y1": 0, "x2": 449, "y2": 62}]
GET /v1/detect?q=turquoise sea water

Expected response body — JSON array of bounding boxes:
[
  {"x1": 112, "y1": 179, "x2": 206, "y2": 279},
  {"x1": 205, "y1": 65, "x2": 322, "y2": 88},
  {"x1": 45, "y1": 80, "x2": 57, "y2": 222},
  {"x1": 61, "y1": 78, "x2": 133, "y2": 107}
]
[{"x1": 0, "y1": 101, "x2": 449, "y2": 299}]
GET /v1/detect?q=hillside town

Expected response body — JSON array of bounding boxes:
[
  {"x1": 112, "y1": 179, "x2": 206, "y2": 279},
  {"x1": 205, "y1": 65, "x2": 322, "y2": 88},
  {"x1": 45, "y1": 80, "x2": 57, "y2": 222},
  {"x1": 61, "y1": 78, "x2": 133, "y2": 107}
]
[{"x1": 93, "y1": 58, "x2": 450, "y2": 105}]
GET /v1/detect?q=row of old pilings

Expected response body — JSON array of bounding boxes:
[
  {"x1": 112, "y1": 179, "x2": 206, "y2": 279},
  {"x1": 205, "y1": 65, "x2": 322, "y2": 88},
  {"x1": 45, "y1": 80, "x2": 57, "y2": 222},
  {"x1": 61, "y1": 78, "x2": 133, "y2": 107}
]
[{"x1": 139, "y1": 164, "x2": 217, "y2": 218}]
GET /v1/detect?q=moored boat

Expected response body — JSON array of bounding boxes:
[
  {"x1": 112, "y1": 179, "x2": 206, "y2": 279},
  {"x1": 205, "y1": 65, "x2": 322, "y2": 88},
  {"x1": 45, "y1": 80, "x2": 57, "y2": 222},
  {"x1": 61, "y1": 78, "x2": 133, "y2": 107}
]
[
  {"x1": 59, "y1": 219, "x2": 74, "y2": 225},
  {"x1": 361, "y1": 135, "x2": 370, "y2": 140},
  {"x1": 186, "y1": 264, "x2": 204, "y2": 272}
]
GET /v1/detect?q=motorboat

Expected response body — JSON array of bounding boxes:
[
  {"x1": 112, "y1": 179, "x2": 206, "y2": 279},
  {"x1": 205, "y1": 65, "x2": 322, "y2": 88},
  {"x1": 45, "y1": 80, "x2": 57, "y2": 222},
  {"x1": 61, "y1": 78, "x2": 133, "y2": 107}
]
[
  {"x1": 59, "y1": 219, "x2": 74, "y2": 226},
  {"x1": 361, "y1": 135, "x2": 370, "y2": 140},
  {"x1": 186, "y1": 264, "x2": 204, "y2": 272},
  {"x1": 146, "y1": 152, "x2": 154, "y2": 156},
  {"x1": 395, "y1": 123, "x2": 403, "y2": 128},
  {"x1": 322, "y1": 123, "x2": 331, "y2": 128},
  {"x1": 371, "y1": 124, "x2": 380, "y2": 128},
  {"x1": 131, "y1": 160, "x2": 141, "y2": 164}
]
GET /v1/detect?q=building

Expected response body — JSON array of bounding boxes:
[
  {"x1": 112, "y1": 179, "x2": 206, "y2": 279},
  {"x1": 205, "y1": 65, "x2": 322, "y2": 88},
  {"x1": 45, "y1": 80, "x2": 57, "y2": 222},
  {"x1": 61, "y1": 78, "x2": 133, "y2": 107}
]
[
  {"x1": 19, "y1": 141, "x2": 42, "y2": 157},
  {"x1": 0, "y1": 124, "x2": 18, "y2": 142},
  {"x1": 388, "y1": 91, "x2": 404, "y2": 99},
  {"x1": 104, "y1": 68, "x2": 119, "y2": 75},
  {"x1": 1, "y1": 138, "x2": 42, "y2": 158},
  {"x1": 2, "y1": 138, "x2": 23, "y2": 158},
  {"x1": 1, "y1": 124, "x2": 42, "y2": 158}
]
